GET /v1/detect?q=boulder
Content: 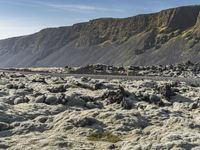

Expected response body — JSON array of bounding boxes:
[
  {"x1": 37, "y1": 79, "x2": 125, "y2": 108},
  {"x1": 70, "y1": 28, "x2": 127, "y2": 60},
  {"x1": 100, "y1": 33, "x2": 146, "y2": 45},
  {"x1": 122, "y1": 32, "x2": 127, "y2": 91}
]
[
  {"x1": 35, "y1": 95, "x2": 46, "y2": 103},
  {"x1": 161, "y1": 84, "x2": 175, "y2": 100},
  {"x1": 189, "y1": 99, "x2": 199, "y2": 110},
  {"x1": 72, "y1": 117, "x2": 98, "y2": 127},
  {"x1": 14, "y1": 97, "x2": 25, "y2": 105},
  {"x1": 86, "y1": 102, "x2": 102, "y2": 109},
  {"x1": 121, "y1": 98, "x2": 134, "y2": 109},
  {"x1": 66, "y1": 96, "x2": 86, "y2": 107},
  {"x1": 32, "y1": 78, "x2": 46, "y2": 84},
  {"x1": 0, "y1": 122, "x2": 10, "y2": 131},
  {"x1": 47, "y1": 85, "x2": 66, "y2": 93},
  {"x1": 103, "y1": 87, "x2": 126, "y2": 104},
  {"x1": 45, "y1": 95, "x2": 58, "y2": 105}
]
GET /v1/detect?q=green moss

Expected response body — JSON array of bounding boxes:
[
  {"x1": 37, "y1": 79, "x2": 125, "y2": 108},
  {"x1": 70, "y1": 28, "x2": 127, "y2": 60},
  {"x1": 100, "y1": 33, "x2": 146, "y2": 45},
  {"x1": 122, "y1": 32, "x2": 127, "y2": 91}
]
[{"x1": 87, "y1": 131, "x2": 121, "y2": 143}]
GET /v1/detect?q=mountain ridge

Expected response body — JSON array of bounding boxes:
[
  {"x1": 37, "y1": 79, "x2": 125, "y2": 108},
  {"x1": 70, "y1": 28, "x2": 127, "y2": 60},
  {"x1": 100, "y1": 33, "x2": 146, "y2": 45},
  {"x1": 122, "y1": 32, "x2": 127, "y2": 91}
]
[{"x1": 0, "y1": 5, "x2": 200, "y2": 67}]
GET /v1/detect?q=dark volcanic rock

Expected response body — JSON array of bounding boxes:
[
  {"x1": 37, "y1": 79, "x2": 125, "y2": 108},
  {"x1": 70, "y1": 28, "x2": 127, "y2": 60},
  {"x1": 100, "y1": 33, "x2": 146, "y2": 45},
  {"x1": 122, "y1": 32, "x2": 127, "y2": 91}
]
[
  {"x1": 103, "y1": 87, "x2": 127, "y2": 104},
  {"x1": 47, "y1": 85, "x2": 66, "y2": 93},
  {"x1": 72, "y1": 117, "x2": 98, "y2": 127},
  {"x1": 34, "y1": 95, "x2": 46, "y2": 103},
  {"x1": 32, "y1": 78, "x2": 46, "y2": 84},
  {"x1": 0, "y1": 122, "x2": 10, "y2": 131},
  {"x1": 45, "y1": 95, "x2": 58, "y2": 105},
  {"x1": 14, "y1": 97, "x2": 25, "y2": 105},
  {"x1": 149, "y1": 94, "x2": 162, "y2": 105},
  {"x1": 121, "y1": 98, "x2": 134, "y2": 109},
  {"x1": 65, "y1": 95, "x2": 86, "y2": 107},
  {"x1": 161, "y1": 84, "x2": 175, "y2": 100}
]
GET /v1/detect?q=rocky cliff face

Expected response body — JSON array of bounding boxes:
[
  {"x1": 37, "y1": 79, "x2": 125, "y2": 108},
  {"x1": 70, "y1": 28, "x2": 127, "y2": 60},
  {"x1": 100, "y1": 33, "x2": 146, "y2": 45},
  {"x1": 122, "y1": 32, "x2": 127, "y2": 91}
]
[{"x1": 0, "y1": 5, "x2": 200, "y2": 67}]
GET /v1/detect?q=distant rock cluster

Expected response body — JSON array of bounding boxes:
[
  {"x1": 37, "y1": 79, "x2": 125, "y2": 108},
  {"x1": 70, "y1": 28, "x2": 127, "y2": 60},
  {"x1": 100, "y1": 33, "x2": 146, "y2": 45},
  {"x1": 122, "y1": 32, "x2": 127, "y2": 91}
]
[
  {"x1": 0, "y1": 72, "x2": 199, "y2": 149},
  {"x1": 69, "y1": 61, "x2": 200, "y2": 78}
]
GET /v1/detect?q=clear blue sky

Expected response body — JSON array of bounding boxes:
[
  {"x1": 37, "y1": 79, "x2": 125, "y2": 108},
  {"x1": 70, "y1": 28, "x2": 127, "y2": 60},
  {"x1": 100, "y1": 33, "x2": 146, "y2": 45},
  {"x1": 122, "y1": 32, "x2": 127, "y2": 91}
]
[{"x1": 0, "y1": 0, "x2": 200, "y2": 39}]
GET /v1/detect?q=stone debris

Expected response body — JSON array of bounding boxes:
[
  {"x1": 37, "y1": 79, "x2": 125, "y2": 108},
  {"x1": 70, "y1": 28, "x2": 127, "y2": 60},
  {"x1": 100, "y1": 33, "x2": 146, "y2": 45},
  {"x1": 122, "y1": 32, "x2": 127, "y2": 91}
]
[{"x1": 69, "y1": 62, "x2": 200, "y2": 78}]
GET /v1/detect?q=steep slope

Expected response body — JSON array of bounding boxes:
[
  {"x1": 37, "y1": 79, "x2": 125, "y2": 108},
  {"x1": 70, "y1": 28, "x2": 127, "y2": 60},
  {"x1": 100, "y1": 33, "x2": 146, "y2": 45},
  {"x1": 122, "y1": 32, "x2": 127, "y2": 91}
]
[{"x1": 0, "y1": 5, "x2": 200, "y2": 67}]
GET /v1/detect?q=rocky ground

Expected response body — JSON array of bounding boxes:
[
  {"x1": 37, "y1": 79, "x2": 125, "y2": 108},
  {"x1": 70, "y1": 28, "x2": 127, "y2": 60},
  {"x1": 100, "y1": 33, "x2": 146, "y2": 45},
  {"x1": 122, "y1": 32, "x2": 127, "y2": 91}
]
[
  {"x1": 13, "y1": 61, "x2": 200, "y2": 78},
  {"x1": 0, "y1": 72, "x2": 199, "y2": 149}
]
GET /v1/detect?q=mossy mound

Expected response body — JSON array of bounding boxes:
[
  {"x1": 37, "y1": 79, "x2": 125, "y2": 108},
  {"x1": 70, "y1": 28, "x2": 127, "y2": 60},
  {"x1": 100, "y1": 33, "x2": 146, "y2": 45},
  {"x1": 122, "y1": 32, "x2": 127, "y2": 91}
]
[{"x1": 87, "y1": 132, "x2": 121, "y2": 143}]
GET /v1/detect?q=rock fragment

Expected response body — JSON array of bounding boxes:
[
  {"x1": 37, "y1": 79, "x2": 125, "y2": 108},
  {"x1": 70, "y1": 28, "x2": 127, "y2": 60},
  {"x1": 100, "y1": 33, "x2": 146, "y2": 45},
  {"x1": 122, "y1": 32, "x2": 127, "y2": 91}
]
[
  {"x1": 73, "y1": 117, "x2": 98, "y2": 127},
  {"x1": 0, "y1": 122, "x2": 10, "y2": 131},
  {"x1": 35, "y1": 95, "x2": 46, "y2": 103},
  {"x1": 14, "y1": 97, "x2": 25, "y2": 105},
  {"x1": 45, "y1": 95, "x2": 58, "y2": 105},
  {"x1": 121, "y1": 98, "x2": 134, "y2": 109}
]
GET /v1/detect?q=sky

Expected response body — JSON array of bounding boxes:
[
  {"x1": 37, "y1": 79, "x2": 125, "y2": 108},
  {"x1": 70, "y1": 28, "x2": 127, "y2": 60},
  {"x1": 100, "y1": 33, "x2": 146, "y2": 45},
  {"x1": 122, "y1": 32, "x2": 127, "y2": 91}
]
[{"x1": 0, "y1": 0, "x2": 200, "y2": 40}]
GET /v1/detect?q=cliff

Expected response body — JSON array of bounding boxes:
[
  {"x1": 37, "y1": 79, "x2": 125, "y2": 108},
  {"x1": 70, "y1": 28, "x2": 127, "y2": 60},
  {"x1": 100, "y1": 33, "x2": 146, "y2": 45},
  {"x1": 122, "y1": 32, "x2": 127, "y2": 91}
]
[{"x1": 0, "y1": 5, "x2": 200, "y2": 67}]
